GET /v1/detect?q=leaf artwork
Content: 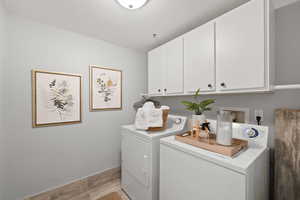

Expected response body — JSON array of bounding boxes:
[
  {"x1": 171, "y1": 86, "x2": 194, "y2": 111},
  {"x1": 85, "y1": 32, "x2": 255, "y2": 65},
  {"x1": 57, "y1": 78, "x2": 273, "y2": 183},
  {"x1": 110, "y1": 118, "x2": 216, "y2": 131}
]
[
  {"x1": 96, "y1": 73, "x2": 118, "y2": 103},
  {"x1": 47, "y1": 79, "x2": 74, "y2": 120}
]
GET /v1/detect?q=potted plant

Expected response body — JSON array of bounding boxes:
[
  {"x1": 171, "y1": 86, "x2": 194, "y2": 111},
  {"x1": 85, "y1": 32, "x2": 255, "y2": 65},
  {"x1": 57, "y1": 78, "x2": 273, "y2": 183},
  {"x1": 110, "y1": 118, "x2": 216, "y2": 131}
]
[{"x1": 181, "y1": 89, "x2": 215, "y2": 126}]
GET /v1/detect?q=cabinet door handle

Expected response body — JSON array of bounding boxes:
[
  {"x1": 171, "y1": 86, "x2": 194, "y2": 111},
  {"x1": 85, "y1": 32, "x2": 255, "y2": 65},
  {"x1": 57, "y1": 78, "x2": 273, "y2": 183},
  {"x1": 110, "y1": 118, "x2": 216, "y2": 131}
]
[
  {"x1": 220, "y1": 83, "x2": 226, "y2": 87},
  {"x1": 208, "y1": 84, "x2": 212, "y2": 88},
  {"x1": 158, "y1": 89, "x2": 161, "y2": 92},
  {"x1": 164, "y1": 88, "x2": 167, "y2": 92}
]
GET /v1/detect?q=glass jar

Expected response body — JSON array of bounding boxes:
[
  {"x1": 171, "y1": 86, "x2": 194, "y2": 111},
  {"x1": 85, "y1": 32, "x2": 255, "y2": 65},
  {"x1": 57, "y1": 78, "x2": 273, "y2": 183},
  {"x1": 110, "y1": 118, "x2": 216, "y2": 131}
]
[{"x1": 216, "y1": 110, "x2": 233, "y2": 146}]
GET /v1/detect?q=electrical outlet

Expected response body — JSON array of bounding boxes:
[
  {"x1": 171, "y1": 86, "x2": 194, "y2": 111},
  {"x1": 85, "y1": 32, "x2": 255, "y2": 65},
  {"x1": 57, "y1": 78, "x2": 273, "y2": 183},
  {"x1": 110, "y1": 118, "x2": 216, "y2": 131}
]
[{"x1": 254, "y1": 109, "x2": 264, "y2": 122}]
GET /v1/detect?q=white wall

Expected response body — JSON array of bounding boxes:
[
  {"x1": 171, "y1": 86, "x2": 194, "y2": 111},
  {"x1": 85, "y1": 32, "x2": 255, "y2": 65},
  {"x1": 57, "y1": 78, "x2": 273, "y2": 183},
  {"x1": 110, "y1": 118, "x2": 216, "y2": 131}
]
[
  {"x1": 2, "y1": 15, "x2": 147, "y2": 200},
  {"x1": 0, "y1": 1, "x2": 6, "y2": 199}
]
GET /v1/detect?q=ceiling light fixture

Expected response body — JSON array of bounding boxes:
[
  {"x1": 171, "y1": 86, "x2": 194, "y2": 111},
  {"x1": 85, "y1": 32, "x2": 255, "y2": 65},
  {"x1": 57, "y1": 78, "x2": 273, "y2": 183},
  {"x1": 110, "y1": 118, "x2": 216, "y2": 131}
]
[{"x1": 116, "y1": 0, "x2": 149, "y2": 10}]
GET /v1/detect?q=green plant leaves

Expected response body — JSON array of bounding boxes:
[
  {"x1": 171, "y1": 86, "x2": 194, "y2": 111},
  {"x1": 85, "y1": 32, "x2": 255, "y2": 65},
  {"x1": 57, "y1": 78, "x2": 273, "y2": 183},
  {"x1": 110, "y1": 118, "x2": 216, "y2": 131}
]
[
  {"x1": 199, "y1": 99, "x2": 215, "y2": 109},
  {"x1": 181, "y1": 96, "x2": 215, "y2": 115},
  {"x1": 181, "y1": 101, "x2": 198, "y2": 111},
  {"x1": 181, "y1": 101, "x2": 193, "y2": 107}
]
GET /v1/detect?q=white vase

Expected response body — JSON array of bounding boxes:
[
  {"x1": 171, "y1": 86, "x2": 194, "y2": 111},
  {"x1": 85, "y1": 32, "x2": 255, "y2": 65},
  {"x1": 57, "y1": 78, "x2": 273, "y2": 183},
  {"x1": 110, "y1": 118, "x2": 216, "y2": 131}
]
[{"x1": 192, "y1": 114, "x2": 206, "y2": 127}]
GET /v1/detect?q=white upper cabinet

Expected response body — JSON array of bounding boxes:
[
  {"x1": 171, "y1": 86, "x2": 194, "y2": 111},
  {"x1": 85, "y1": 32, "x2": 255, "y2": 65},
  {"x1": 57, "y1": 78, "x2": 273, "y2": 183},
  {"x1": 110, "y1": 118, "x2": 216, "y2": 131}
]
[
  {"x1": 148, "y1": 46, "x2": 165, "y2": 95},
  {"x1": 216, "y1": 0, "x2": 266, "y2": 91},
  {"x1": 148, "y1": 37, "x2": 184, "y2": 95},
  {"x1": 165, "y1": 37, "x2": 184, "y2": 95},
  {"x1": 147, "y1": 0, "x2": 273, "y2": 96},
  {"x1": 184, "y1": 22, "x2": 215, "y2": 93}
]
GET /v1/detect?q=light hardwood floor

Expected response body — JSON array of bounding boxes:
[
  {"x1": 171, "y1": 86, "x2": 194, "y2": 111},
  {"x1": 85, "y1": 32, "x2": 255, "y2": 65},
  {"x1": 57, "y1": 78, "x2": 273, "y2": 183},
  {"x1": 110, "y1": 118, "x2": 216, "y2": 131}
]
[
  {"x1": 70, "y1": 179, "x2": 129, "y2": 200},
  {"x1": 26, "y1": 168, "x2": 127, "y2": 200}
]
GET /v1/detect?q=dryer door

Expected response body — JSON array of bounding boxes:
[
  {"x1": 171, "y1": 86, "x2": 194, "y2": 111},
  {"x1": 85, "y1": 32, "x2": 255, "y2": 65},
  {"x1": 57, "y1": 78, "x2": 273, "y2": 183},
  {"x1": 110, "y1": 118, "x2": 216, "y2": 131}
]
[{"x1": 122, "y1": 130, "x2": 151, "y2": 188}]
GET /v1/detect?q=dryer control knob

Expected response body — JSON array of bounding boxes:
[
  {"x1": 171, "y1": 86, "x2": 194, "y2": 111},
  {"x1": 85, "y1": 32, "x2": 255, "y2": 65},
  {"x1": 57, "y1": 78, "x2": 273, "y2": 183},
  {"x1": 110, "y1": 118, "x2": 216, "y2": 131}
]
[
  {"x1": 244, "y1": 128, "x2": 259, "y2": 138},
  {"x1": 174, "y1": 118, "x2": 182, "y2": 124}
]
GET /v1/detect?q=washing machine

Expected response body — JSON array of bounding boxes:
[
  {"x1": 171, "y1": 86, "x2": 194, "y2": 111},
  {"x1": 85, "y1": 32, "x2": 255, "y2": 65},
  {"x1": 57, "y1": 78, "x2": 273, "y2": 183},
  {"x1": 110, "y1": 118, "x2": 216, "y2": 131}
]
[
  {"x1": 121, "y1": 115, "x2": 187, "y2": 200},
  {"x1": 160, "y1": 120, "x2": 269, "y2": 200}
]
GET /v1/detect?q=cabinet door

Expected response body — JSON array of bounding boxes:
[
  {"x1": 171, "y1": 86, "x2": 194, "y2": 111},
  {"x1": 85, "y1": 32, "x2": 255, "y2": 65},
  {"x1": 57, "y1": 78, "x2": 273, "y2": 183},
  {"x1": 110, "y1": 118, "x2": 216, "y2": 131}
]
[
  {"x1": 148, "y1": 46, "x2": 165, "y2": 95},
  {"x1": 165, "y1": 37, "x2": 184, "y2": 95},
  {"x1": 216, "y1": 0, "x2": 265, "y2": 91},
  {"x1": 184, "y1": 22, "x2": 215, "y2": 93}
]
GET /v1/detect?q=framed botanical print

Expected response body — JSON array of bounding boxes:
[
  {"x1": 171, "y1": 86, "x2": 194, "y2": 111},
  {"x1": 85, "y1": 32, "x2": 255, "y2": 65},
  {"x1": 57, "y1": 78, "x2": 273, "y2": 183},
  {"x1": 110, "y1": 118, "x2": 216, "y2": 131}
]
[
  {"x1": 89, "y1": 66, "x2": 122, "y2": 111},
  {"x1": 32, "y1": 70, "x2": 82, "y2": 127}
]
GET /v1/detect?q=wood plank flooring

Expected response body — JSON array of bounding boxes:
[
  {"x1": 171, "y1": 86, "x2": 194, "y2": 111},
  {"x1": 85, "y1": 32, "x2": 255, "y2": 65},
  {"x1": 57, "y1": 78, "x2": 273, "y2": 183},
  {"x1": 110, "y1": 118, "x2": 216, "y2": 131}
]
[{"x1": 70, "y1": 179, "x2": 129, "y2": 200}]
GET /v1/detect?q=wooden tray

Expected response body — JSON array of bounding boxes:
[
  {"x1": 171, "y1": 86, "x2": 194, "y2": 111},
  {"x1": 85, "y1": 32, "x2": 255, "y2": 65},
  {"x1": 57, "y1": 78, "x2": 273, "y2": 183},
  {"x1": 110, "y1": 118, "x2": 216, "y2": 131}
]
[{"x1": 175, "y1": 132, "x2": 248, "y2": 157}]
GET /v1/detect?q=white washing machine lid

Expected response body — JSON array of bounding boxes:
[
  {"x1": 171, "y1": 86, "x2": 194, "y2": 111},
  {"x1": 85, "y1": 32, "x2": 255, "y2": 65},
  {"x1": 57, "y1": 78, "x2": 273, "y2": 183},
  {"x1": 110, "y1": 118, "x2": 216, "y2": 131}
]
[
  {"x1": 122, "y1": 115, "x2": 187, "y2": 140},
  {"x1": 160, "y1": 136, "x2": 267, "y2": 174}
]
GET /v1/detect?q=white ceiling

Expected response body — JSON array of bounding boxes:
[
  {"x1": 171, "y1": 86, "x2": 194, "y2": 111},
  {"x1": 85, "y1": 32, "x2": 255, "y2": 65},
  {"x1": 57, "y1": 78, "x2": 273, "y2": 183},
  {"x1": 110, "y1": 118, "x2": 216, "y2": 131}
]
[{"x1": 3, "y1": 0, "x2": 299, "y2": 51}]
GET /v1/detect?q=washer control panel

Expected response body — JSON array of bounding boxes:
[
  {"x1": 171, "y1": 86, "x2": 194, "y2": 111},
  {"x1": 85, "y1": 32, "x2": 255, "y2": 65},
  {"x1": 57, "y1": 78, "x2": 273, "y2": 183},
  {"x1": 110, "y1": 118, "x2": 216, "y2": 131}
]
[
  {"x1": 168, "y1": 115, "x2": 187, "y2": 131},
  {"x1": 236, "y1": 124, "x2": 268, "y2": 147},
  {"x1": 207, "y1": 119, "x2": 269, "y2": 147}
]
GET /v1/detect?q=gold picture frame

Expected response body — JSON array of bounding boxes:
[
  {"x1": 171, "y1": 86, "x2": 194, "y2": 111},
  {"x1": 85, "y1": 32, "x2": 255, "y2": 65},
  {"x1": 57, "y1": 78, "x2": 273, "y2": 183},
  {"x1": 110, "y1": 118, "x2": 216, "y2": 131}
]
[
  {"x1": 89, "y1": 66, "x2": 122, "y2": 111},
  {"x1": 32, "y1": 70, "x2": 82, "y2": 127}
]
